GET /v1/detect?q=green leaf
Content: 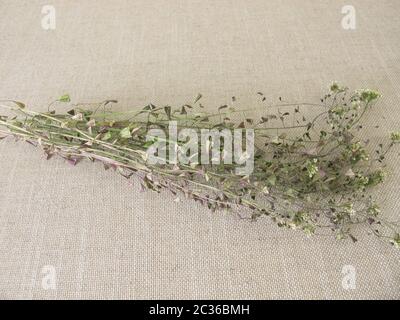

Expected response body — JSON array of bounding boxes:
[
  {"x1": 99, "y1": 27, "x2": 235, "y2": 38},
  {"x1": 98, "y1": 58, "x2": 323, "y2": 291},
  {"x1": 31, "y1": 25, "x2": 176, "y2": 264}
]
[
  {"x1": 267, "y1": 175, "x2": 276, "y2": 186},
  {"x1": 285, "y1": 188, "x2": 296, "y2": 198},
  {"x1": 11, "y1": 101, "x2": 25, "y2": 109},
  {"x1": 16, "y1": 102, "x2": 25, "y2": 109},
  {"x1": 390, "y1": 131, "x2": 400, "y2": 142},
  {"x1": 391, "y1": 233, "x2": 400, "y2": 248},
  {"x1": 143, "y1": 139, "x2": 156, "y2": 148},
  {"x1": 102, "y1": 131, "x2": 112, "y2": 141},
  {"x1": 58, "y1": 94, "x2": 71, "y2": 103},
  {"x1": 119, "y1": 127, "x2": 131, "y2": 139}
]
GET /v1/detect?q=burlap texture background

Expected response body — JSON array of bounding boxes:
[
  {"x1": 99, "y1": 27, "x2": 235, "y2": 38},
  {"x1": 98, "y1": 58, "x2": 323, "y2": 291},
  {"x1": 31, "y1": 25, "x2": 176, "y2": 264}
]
[{"x1": 0, "y1": 0, "x2": 399, "y2": 299}]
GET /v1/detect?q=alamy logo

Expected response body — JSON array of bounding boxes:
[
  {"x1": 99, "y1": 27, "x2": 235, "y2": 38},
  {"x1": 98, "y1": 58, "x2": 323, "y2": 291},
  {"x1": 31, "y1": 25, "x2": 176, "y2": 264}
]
[
  {"x1": 341, "y1": 265, "x2": 356, "y2": 290},
  {"x1": 145, "y1": 121, "x2": 254, "y2": 175},
  {"x1": 41, "y1": 5, "x2": 56, "y2": 30},
  {"x1": 41, "y1": 265, "x2": 57, "y2": 290},
  {"x1": 341, "y1": 5, "x2": 356, "y2": 30}
]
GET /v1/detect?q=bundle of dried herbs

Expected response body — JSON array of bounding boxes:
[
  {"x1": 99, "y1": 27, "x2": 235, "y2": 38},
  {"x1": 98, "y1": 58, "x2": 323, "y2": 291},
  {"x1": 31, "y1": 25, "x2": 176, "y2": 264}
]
[{"x1": 0, "y1": 83, "x2": 399, "y2": 247}]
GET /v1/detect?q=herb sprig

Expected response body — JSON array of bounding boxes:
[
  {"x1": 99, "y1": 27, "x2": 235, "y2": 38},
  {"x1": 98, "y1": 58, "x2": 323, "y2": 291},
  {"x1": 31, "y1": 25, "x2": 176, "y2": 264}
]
[{"x1": 0, "y1": 83, "x2": 399, "y2": 247}]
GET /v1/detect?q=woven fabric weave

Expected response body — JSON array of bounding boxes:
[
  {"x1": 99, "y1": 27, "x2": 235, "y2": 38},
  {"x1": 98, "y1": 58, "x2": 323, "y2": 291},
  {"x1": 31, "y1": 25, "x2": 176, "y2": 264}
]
[{"x1": 0, "y1": 0, "x2": 399, "y2": 299}]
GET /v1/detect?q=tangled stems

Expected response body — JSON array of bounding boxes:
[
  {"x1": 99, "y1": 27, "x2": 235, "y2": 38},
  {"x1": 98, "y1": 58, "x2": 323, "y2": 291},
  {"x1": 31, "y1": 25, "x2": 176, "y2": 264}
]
[{"x1": 0, "y1": 83, "x2": 399, "y2": 247}]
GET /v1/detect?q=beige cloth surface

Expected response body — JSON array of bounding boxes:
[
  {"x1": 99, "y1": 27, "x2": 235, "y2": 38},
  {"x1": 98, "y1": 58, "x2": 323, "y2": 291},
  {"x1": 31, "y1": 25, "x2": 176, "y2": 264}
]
[{"x1": 0, "y1": 0, "x2": 399, "y2": 299}]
